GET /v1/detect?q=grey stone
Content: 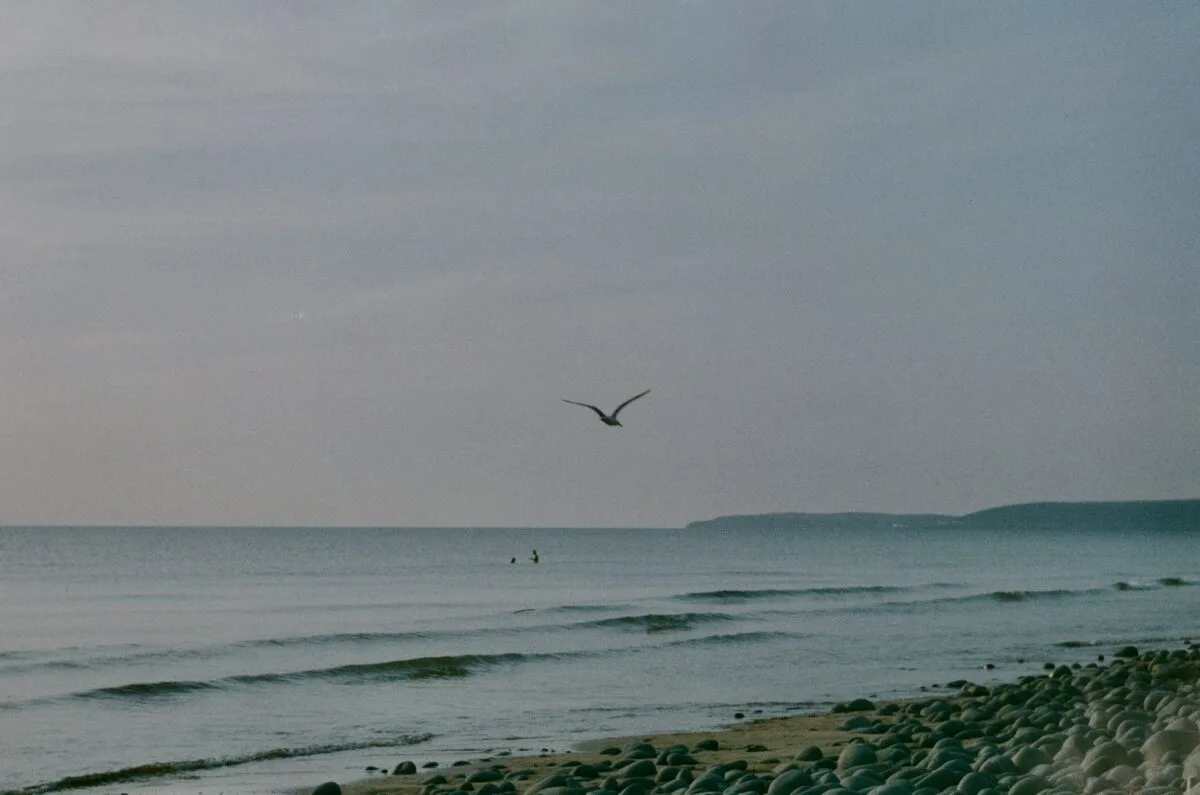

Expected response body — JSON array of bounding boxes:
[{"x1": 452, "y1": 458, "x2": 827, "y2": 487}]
[
  {"x1": 1141, "y1": 728, "x2": 1200, "y2": 766},
  {"x1": 1106, "y1": 708, "x2": 1150, "y2": 732},
  {"x1": 1047, "y1": 765, "x2": 1087, "y2": 791},
  {"x1": 1053, "y1": 734, "x2": 1092, "y2": 763},
  {"x1": 975, "y1": 756, "x2": 1015, "y2": 777},
  {"x1": 884, "y1": 767, "x2": 922, "y2": 783},
  {"x1": 623, "y1": 743, "x2": 658, "y2": 760},
  {"x1": 731, "y1": 777, "x2": 769, "y2": 795},
  {"x1": 469, "y1": 769, "x2": 505, "y2": 783},
  {"x1": 393, "y1": 761, "x2": 418, "y2": 775},
  {"x1": 914, "y1": 759, "x2": 971, "y2": 792},
  {"x1": 687, "y1": 773, "x2": 726, "y2": 793},
  {"x1": 525, "y1": 773, "x2": 571, "y2": 795},
  {"x1": 1080, "y1": 741, "x2": 1128, "y2": 776},
  {"x1": 1027, "y1": 762, "x2": 1057, "y2": 780},
  {"x1": 1186, "y1": 746, "x2": 1200, "y2": 788},
  {"x1": 1011, "y1": 747, "x2": 1053, "y2": 775},
  {"x1": 918, "y1": 702, "x2": 955, "y2": 722},
  {"x1": 571, "y1": 765, "x2": 601, "y2": 780},
  {"x1": 838, "y1": 770, "x2": 883, "y2": 792},
  {"x1": 1098, "y1": 764, "x2": 1139, "y2": 788},
  {"x1": 954, "y1": 772, "x2": 995, "y2": 795},
  {"x1": 935, "y1": 720, "x2": 966, "y2": 738},
  {"x1": 767, "y1": 769, "x2": 815, "y2": 795},
  {"x1": 658, "y1": 746, "x2": 689, "y2": 763},
  {"x1": 837, "y1": 744, "x2": 877, "y2": 770},
  {"x1": 1145, "y1": 762, "x2": 1183, "y2": 787},
  {"x1": 1012, "y1": 726, "x2": 1048, "y2": 748},
  {"x1": 1005, "y1": 775, "x2": 1050, "y2": 795},
  {"x1": 1163, "y1": 715, "x2": 1198, "y2": 732},
  {"x1": 877, "y1": 746, "x2": 911, "y2": 766},
  {"x1": 621, "y1": 759, "x2": 658, "y2": 779},
  {"x1": 866, "y1": 782, "x2": 914, "y2": 795}
]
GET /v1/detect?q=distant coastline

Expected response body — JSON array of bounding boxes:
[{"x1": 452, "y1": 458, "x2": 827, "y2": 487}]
[{"x1": 685, "y1": 498, "x2": 1200, "y2": 531}]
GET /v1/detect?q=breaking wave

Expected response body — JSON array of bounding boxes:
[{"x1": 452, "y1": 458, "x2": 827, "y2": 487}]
[
  {"x1": 1, "y1": 732, "x2": 432, "y2": 795},
  {"x1": 582, "y1": 612, "x2": 733, "y2": 633},
  {"x1": 676, "y1": 585, "x2": 908, "y2": 602},
  {"x1": 62, "y1": 652, "x2": 544, "y2": 705},
  {"x1": 664, "y1": 631, "x2": 801, "y2": 648}
]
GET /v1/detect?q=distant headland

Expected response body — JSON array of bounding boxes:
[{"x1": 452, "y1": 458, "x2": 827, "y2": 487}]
[{"x1": 684, "y1": 499, "x2": 1200, "y2": 531}]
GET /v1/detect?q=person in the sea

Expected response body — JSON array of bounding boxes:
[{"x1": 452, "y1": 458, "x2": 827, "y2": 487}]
[
  {"x1": 530, "y1": 550, "x2": 539, "y2": 564},
  {"x1": 510, "y1": 556, "x2": 516, "y2": 564}
]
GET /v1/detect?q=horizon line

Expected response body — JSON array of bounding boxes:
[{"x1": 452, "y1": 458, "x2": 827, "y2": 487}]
[{"x1": 4, "y1": 497, "x2": 1197, "y2": 531}]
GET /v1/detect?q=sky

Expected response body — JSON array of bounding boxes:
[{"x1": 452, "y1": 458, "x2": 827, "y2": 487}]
[{"x1": 1, "y1": 3, "x2": 1197, "y2": 527}]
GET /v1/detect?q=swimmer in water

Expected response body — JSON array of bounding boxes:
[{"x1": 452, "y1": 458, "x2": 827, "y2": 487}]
[{"x1": 530, "y1": 550, "x2": 539, "y2": 564}]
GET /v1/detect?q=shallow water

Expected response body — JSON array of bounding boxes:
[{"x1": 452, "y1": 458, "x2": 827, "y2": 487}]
[{"x1": 0, "y1": 521, "x2": 1196, "y2": 794}]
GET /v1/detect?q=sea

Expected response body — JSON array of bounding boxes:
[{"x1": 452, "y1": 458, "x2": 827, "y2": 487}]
[{"x1": 1, "y1": 514, "x2": 1197, "y2": 795}]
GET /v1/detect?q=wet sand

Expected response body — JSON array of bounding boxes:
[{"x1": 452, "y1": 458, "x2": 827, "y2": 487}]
[
  {"x1": 319, "y1": 644, "x2": 1200, "y2": 795},
  {"x1": 339, "y1": 707, "x2": 872, "y2": 795}
]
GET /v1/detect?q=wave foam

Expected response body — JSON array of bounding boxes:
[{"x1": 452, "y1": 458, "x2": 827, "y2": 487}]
[{"x1": 3, "y1": 733, "x2": 432, "y2": 795}]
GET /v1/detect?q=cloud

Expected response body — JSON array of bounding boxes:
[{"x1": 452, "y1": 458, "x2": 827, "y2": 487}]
[{"x1": 0, "y1": 3, "x2": 1196, "y2": 524}]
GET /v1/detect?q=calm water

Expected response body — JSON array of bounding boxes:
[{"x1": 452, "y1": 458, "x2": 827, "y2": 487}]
[{"x1": 1, "y1": 522, "x2": 1197, "y2": 795}]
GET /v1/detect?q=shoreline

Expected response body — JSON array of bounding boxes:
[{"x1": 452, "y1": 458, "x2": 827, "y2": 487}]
[
  {"x1": 335, "y1": 707, "x2": 877, "y2": 795},
  {"x1": 319, "y1": 643, "x2": 1200, "y2": 795}
]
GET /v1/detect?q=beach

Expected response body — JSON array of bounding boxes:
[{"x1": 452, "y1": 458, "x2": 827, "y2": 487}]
[
  {"x1": 4, "y1": 524, "x2": 1197, "y2": 795},
  {"x1": 333, "y1": 708, "x2": 866, "y2": 795},
  {"x1": 326, "y1": 645, "x2": 1200, "y2": 795}
]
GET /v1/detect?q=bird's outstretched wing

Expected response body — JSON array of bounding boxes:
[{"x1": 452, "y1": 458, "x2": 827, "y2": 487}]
[
  {"x1": 562, "y1": 399, "x2": 608, "y2": 420},
  {"x1": 610, "y1": 389, "x2": 651, "y2": 419}
]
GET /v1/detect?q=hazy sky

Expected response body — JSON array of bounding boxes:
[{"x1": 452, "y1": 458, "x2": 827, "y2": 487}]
[{"x1": 2, "y1": 3, "x2": 1196, "y2": 527}]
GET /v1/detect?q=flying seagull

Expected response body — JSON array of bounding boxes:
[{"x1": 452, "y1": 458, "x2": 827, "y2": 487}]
[{"x1": 562, "y1": 389, "x2": 651, "y2": 427}]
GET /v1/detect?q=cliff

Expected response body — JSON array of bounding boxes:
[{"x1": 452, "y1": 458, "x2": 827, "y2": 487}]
[{"x1": 686, "y1": 499, "x2": 1200, "y2": 531}]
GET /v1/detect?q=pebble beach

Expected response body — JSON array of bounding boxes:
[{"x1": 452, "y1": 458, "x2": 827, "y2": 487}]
[{"x1": 318, "y1": 644, "x2": 1200, "y2": 795}]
